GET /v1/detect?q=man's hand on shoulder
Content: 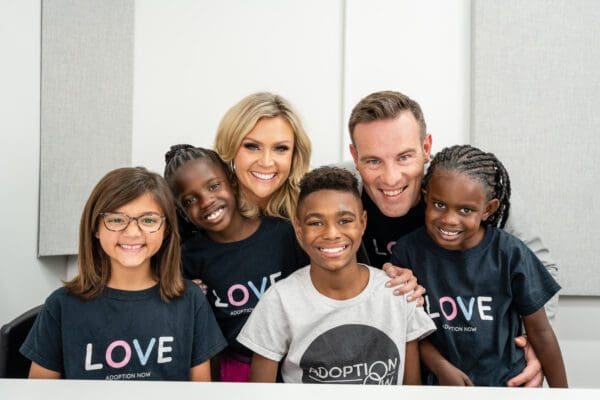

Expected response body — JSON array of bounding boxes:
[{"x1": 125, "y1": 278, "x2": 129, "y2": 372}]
[{"x1": 382, "y1": 262, "x2": 425, "y2": 306}]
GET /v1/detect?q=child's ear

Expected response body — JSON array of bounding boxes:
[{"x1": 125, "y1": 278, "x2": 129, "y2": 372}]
[{"x1": 482, "y1": 198, "x2": 500, "y2": 221}]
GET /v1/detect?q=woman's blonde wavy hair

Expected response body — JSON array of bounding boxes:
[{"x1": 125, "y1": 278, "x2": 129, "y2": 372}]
[{"x1": 214, "y1": 92, "x2": 311, "y2": 220}]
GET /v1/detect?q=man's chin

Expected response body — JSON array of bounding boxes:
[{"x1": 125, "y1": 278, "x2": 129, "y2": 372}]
[{"x1": 377, "y1": 202, "x2": 411, "y2": 218}]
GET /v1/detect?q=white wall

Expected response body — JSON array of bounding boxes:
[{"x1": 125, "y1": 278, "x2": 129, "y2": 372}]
[
  {"x1": 132, "y1": 0, "x2": 344, "y2": 173},
  {"x1": 343, "y1": 0, "x2": 471, "y2": 157},
  {"x1": 132, "y1": 0, "x2": 470, "y2": 171},
  {"x1": 0, "y1": 0, "x2": 67, "y2": 323},
  {"x1": 553, "y1": 297, "x2": 600, "y2": 388},
  {"x1": 1, "y1": 0, "x2": 599, "y2": 388}
]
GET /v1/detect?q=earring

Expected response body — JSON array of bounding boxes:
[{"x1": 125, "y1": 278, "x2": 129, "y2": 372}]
[{"x1": 230, "y1": 160, "x2": 236, "y2": 172}]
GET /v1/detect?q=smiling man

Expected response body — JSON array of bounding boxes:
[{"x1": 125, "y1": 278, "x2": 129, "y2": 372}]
[{"x1": 342, "y1": 90, "x2": 559, "y2": 387}]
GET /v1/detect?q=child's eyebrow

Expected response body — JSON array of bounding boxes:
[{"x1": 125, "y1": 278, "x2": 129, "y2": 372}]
[
  {"x1": 302, "y1": 210, "x2": 357, "y2": 221},
  {"x1": 336, "y1": 210, "x2": 357, "y2": 218},
  {"x1": 302, "y1": 212, "x2": 323, "y2": 221}
]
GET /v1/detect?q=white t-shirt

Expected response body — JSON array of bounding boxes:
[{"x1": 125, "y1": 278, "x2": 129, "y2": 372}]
[{"x1": 237, "y1": 265, "x2": 435, "y2": 384}]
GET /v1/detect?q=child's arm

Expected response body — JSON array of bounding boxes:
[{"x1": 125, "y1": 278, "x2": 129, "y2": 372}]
[
  {"x1": 522, "y1": 308, "x2": 568, "y2": 387},
  {"x1": 189, "y1": 359, "x2": 212, "y2": 381},
  {"x1": 249, "y1": 354, "x2": 279, "y2": 383},
  {"x1": 28, "y1": 362, "x2": 61, "y2": 379},
  {"x1": 402, "y1": 340, "x2": 421, "y2": 384},
  {"x1": 419, "y1": 339, "x2": 473, "y2": 386}
]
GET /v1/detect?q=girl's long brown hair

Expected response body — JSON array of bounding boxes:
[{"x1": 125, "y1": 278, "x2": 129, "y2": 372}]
[{"x1": 65, "y1": 167, "x2": 184, "y2": 301}]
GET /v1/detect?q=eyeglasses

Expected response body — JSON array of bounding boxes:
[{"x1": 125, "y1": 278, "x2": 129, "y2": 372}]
[{"x1": 99, "y1": 212, "x2": 166, "y2": 233}]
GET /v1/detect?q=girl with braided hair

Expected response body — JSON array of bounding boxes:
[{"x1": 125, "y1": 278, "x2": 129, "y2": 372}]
[
  {"x1": 390, "y1": 145, "x2": 567, "y2": 387},
  {"x1": 164, "y1": 144, "x2": 307, "y2": 382}
]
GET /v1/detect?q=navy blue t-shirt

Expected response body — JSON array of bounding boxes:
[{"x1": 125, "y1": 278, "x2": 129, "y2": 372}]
[
  {"x1": 361, "y1": 192, "x2": 425, "y2": 268},
  {"x1": 182, "y1": 216, "x2": 308, "y2": 358},
  {"x1": 391, "y1": 226, "x2": 560, "y2": 386},
  {"x1": 20, "y1": 282, "x2": 226, "y2": 380}
]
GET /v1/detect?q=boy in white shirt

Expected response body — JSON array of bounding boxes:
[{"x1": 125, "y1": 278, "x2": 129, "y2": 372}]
[{"x1": 237, "y1": 166, "x2": 435, "y2": 384}]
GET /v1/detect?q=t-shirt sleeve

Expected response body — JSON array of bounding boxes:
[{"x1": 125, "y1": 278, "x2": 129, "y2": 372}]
[
  {"x1": 509, "y1": 237, "x2": 561, "y2": 317},
  {"x1": 19, "y1": 294, "x2": 64, "y2": 374},
  {"x1": 236, "y1": 286, "x2": 290, "y2": 362},
  {"x1": 403, "y1": 296, "x2": 436, "y2": 342},
  {"x1": 390, "y1": 238, "x2": 412, "y2": 269},
  {"x1": 190, "y1": 286, "x2": 227, "y2": 367}
]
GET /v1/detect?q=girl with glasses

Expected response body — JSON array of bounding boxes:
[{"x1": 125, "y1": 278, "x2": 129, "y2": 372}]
[{"x1": 20, "y1": 167, "x2": 226, "y2": 380}]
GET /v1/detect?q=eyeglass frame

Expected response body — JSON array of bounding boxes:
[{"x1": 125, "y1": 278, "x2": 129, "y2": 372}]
[{"x1": 99, "y1": 212, "x2": 166, "y2": 233}]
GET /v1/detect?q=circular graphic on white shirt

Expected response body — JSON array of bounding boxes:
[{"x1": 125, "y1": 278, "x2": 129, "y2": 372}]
[{"x1": 300, "y1": 324, "x2": 400, "y2": 384}]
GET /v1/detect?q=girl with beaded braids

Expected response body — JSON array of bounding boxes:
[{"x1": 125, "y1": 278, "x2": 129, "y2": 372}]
[
  {"x1": 164, "y1": 144, "x2": 307, "y2": 382},
  {"x1": 390, "y1": 145, "x2": 567, "y2": 387},
  {"x1": 421, "y1": 144, "x2": 512, "y2": 229}
]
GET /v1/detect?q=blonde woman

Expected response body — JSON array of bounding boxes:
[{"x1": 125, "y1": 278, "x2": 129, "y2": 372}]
[{"x1": 214, "y1": 92, "x2": 311, "y2": 220}]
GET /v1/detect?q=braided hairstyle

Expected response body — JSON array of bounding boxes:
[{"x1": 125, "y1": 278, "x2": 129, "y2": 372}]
[
  {"x1": 422, "y1": 145, "x2": 511, "y2": 228},
  {"x1": 163, "y1": 144, "x2": 237, "y2": 240}
]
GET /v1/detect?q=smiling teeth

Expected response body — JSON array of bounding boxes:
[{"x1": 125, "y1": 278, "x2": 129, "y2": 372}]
[
  {"x1": 382, "y1": 188, "x2": 404, "y2": 197},
  {"x1": 439, "y1": 228, "x2": 459, "y2": 236},
  {"x1": 319, "y1": 246, "x2": 347, "y2": 254},
  {"x1": 252, "y1": 172, "x2": 276, "y2": 180},
  {"x1": 120, "y1": 244, "x2": 142, "y2": 250},
  {"x1": 206, "y1": 207, "x2": 224, "y2": 221}
]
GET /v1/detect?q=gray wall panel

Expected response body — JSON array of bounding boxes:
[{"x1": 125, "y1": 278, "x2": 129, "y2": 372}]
[
  {"x1": 472, "y1": 0, "x2": 600, "y2": 295},
  {"x1": 39, "y1": 0, "x2": 134, "y2": 255}
]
